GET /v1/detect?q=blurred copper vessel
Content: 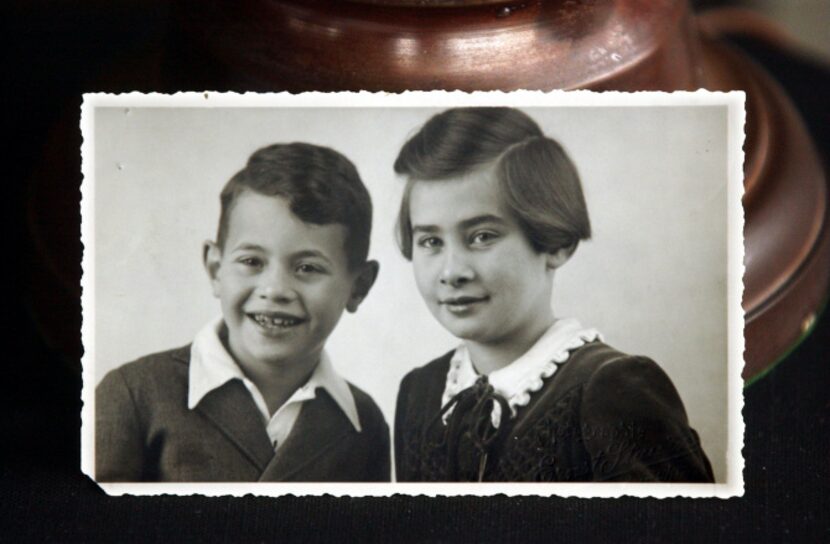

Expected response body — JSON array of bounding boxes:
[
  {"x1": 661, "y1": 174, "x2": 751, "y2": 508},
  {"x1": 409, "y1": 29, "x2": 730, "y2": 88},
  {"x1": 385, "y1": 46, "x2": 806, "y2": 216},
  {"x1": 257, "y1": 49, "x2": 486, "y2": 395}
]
[
  {"x1": 172, "y1": 0, "x2": 828, "y2": 380},
  {"x1": 26, "y1": 0, "x2": 825, "y2": 382}
]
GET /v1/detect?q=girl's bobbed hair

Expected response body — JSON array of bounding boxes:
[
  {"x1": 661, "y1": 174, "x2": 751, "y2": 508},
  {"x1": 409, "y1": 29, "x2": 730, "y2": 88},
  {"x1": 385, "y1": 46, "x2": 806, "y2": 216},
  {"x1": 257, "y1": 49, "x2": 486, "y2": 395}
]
[{"x1": 394, "y1": 107, "x2": 591, "y2": 260}]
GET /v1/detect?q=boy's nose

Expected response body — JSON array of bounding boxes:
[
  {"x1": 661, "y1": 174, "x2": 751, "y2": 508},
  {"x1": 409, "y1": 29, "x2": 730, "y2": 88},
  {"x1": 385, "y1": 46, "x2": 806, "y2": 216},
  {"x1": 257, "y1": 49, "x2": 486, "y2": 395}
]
[
  {"x1": 439, "y1": 251, "x2": 475, "y2": 287},
  {"x1": 256, "y1": 272, "x2": 298, "y2": 303},
  {"x1": 258, "y1": 285, "x2": 297, "y2": 303}
]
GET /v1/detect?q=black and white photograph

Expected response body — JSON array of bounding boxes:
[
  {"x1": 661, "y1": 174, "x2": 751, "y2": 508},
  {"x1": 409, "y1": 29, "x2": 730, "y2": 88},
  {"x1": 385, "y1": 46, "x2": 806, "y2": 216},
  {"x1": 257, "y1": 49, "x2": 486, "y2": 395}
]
[{"x1": 80, "y1": 91, "x2": 744, "y2": 498}]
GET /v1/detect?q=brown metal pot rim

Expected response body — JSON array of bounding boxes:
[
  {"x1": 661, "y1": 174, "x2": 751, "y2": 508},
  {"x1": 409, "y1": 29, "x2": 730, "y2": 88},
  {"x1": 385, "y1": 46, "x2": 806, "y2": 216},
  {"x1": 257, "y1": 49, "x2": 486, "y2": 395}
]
[{"x1": 342, "y1": 0, "x2": 518, "y2": 6}]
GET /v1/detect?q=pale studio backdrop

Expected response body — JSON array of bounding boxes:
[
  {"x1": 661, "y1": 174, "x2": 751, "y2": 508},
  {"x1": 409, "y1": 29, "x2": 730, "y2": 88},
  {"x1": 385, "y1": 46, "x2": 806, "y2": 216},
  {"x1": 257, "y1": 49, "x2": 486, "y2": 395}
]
[{"x1": 90, "y1": 105, "x2": 730, "y2": 482}]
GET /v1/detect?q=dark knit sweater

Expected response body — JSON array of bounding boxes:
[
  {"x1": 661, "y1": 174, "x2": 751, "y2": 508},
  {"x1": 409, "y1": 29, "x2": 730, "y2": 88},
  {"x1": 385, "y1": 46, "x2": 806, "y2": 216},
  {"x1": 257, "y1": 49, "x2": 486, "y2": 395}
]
[{"x1": 394, "y1": 341, "x2": 714, "y2": 482}]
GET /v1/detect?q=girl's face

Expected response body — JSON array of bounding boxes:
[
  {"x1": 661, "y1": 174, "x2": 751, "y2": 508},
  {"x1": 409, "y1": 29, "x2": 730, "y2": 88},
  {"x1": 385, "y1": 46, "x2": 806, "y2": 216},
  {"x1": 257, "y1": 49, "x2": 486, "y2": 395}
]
[{"x1": 409, "y1": 168, "x2": 560, "y2": 355}]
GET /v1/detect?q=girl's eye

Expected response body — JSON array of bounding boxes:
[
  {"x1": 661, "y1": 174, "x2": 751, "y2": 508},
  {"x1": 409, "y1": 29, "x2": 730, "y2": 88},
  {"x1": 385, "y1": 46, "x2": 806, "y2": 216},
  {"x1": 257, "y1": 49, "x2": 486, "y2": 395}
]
[
  {"x1": 416, "y1": 236, "x2": 442, "y2": 250},
  {"x1": 470, "y1": 231, "x2": 499, "y2": 246}
]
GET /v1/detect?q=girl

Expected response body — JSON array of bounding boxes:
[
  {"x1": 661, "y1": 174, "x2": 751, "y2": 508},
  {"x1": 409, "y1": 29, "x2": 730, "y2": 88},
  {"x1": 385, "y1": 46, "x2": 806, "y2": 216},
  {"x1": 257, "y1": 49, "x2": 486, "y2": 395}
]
[{"x1": 393, "y1": 107, "x2": 714, "y2": 482}]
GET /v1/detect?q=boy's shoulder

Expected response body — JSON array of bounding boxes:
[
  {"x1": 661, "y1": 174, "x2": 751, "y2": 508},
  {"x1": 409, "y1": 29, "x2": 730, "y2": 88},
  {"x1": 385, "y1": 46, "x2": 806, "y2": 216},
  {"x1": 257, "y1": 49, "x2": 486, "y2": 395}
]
[
  {"x1": 345, "y1": 381, "x2": 389, "y2": 430},
  {"x1": 98, "y1": 344, "x2": 192, "y2": 396}
]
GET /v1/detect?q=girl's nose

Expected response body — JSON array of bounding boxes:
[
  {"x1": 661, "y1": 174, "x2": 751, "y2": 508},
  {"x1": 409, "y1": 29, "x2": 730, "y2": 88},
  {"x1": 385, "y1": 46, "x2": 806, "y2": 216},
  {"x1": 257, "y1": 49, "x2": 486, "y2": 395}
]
[{"x1": 439, "y1": 251, "x2": 475, "y2": 287}]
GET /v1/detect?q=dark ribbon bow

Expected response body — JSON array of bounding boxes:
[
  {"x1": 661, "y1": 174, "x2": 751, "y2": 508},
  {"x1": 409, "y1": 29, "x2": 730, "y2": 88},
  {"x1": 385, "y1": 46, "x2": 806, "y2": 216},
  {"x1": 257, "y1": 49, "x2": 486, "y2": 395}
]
[{"x1": 424, "y1": 375, "x2": 511, "y2": 482}]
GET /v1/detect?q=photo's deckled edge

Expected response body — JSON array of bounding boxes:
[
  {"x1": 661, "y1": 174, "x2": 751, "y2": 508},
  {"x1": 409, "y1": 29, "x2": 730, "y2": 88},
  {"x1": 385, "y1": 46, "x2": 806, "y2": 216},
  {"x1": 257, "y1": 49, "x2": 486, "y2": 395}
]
[
  {"x1": 79, "y1": 90, "x2": 746, "y2": 499},
  {"x1": 80, "y1": 95, "x2": 97, "y2": 483}
]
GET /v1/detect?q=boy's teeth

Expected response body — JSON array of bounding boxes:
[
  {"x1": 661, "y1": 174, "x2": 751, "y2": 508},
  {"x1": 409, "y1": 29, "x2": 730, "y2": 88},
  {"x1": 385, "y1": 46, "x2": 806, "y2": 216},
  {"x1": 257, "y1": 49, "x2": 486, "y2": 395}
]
[{"x1": 253, "y1": 314, "x2": 300, "y2": 327}]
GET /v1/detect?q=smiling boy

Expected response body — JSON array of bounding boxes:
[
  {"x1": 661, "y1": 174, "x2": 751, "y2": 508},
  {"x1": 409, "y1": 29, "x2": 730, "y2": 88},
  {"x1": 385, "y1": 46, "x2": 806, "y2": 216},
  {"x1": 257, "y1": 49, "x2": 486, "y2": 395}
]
[{"x1": 96, "y1": 143, "x2": 390, "y2": 482}]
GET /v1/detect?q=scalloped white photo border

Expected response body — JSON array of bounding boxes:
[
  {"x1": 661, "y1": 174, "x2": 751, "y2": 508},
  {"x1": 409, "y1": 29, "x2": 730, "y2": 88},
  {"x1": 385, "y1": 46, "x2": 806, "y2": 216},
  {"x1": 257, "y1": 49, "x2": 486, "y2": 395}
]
[{"x1": 80, "y1": 90, "x2": 745, "y2": 498}]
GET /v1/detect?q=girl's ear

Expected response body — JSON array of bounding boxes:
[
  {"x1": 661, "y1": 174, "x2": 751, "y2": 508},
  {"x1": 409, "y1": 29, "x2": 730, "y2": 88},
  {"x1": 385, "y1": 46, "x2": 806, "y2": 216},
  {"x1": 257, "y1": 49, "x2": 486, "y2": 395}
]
[
  {"x1": 347, "y1": 260, "x2": 380, "y2": 313},
  {"x1": 546, "y1": 243, "x2": 577, "y2": 270},
  {"x1": 203, "y1": 241, "x2": 223, "y2": 298}
]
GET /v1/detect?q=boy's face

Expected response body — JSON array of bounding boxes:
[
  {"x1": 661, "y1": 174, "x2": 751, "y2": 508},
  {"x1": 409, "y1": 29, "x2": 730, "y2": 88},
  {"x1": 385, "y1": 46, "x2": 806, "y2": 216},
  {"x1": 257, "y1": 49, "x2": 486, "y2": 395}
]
[
  {"x1": 205, "y1": 191, "x2": 376, "y2": 372},
  {"x1": 409, "y1": 168, "x2": 565, "y2": 352}
]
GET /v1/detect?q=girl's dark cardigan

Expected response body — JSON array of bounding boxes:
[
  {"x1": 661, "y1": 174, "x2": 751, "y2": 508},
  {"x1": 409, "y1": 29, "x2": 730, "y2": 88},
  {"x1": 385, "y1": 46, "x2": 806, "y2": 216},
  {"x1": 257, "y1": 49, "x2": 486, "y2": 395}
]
[{"x1": 394, "y1": 341, "x2": 715, "y2": 482}]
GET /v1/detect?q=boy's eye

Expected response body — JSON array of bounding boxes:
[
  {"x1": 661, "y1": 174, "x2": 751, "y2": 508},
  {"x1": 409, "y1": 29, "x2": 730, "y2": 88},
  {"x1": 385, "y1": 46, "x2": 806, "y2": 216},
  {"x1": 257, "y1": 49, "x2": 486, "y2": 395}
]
[
  {"x1": 296, "y1": 263, "x2": 325, "y2": 275},
  {"x1": 416, "y1": 236, "x2": 443, "y2": 250},
  {"x1": 238, "y1": 256, "x2": 263, "y2": 268},
  {"x1": 470, "y1": 231, "x2": 499, "y2": 246}
]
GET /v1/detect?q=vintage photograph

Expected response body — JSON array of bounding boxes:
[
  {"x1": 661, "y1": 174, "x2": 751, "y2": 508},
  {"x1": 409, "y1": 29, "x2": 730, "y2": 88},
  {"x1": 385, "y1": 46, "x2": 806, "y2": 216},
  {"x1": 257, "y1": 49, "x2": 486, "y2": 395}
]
[{"x1": 80, "y1": 91, "x2": 744, "y2": 498}]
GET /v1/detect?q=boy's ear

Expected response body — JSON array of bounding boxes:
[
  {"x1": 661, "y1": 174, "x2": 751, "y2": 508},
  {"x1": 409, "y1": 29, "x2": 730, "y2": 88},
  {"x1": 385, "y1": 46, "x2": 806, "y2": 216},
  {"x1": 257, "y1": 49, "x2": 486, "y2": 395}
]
[
  {"x1": 546, "y1": 243, "x2": 577, "y2": 270},
  {"x1": 203, "y1": 241, "x2": 223, "y2": 298},
  {"x1": 346, "y1": 260, "x2": 379, "y2": 313}
]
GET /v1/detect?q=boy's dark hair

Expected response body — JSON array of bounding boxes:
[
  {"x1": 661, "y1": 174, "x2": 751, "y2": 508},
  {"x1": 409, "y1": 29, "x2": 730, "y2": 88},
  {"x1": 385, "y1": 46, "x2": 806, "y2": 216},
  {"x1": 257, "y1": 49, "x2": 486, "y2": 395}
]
[
  {"x1": 394, "y1": 107, "x2": 591, "y2": 259},
  {"x1": 217, "y1": 142, "x2": 372, "y2": 270}
]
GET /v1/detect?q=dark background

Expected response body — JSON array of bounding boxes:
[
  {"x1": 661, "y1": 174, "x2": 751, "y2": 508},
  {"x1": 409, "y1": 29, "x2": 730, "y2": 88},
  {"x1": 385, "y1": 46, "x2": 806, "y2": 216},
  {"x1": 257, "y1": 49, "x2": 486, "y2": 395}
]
[{"x1": 3, "y1": 1, "x2": 828, "y2": 541}]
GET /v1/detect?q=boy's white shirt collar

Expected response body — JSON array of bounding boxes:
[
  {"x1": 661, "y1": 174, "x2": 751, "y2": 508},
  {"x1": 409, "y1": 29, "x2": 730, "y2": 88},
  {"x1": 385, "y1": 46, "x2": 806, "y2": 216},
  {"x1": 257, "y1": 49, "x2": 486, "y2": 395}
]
[
  {"x1": 187, "y1": 316, "x2": 361, "y2": 433},
  {"x1": 442, "y1": 317, "x2": 602, "y2": 427}
]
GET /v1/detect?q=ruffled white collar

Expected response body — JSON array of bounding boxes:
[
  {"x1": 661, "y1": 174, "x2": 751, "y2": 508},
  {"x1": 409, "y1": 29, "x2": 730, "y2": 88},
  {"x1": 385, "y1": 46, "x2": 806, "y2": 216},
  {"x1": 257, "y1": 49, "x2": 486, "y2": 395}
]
[{"x1": 441, "y1": 317, "x2": 602, "y2": 427}]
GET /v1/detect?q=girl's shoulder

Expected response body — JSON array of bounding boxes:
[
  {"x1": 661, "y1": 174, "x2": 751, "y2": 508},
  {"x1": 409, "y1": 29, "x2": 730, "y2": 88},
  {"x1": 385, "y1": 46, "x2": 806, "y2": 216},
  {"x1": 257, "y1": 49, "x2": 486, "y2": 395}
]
[
  {"x1": 558, "y1": 341, "x2": 686, "y2": 418},
  {"x1": 556, "y1": 341, "x2": 663, "y2": 384},
  {"x1": 399, "y1": 349, "x2": 456, "y2": 391}
]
